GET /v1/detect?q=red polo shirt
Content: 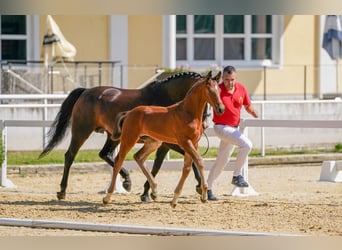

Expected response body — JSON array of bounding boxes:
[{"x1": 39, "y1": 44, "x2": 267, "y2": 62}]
[{"x1": 213, "y1": 82, "x2": 251, "y2": 127}]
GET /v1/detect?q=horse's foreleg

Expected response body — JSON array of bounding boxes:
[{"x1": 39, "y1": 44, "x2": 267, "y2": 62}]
[
  {"x1": 194, "y1": 157, "x2": 208, "y2": 203},
  {"x1": 99, "y1": 137, "x2": 132, "y2": 192},
  {"x1": 190, "y1": 155, "x2": 207, "y2": 203},
  {"x1": 179, "y1": 141, "x2": 208, "y2": 204},
  {"x1": 165, "y1": 143, "x2": 202, "y2": 194},
  {"x1": 170, "y1": 154, "x2": 192, "y2": 208},
  {"x1": 141, "y1": 143, "x2": 170, "y2": 202}
]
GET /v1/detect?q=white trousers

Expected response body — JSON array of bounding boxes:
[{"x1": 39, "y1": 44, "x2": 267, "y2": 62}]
[{"x1": 207, "y1": 124, "x2": 252, "y2": 190}]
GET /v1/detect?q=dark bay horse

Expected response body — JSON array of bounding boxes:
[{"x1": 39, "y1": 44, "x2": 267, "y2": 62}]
[
  {"x1": 103, "y1": 71, "x2": 225, "y2": 207},
  {"x1": 39, "y1": 71, "x2": 209, "y2": 201}
]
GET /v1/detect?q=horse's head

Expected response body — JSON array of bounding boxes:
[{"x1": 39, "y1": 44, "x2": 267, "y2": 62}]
[{"x1": 204, "y1": 71, "x2": 225, "y2": 115}]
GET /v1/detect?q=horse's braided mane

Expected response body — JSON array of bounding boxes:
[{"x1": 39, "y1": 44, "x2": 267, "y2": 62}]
[
  {"x1": 146, "y1": 71, "x2": 202, "y2": 94},
  {"x1": 158, "y1": 71, "x2": 202, "y2": 84},
  {"x1": 146, "y1": 71, "x2": 202, "y2": 89}
]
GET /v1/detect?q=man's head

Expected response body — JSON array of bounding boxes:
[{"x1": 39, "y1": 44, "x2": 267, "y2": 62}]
[{"x1": 222, "y1": 65, "x2": 237, "y2": 91}]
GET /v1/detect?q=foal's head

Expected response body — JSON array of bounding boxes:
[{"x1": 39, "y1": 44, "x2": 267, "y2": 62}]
[{"x1": 204, "y1": 71, "x2": 225, "y2": 115}]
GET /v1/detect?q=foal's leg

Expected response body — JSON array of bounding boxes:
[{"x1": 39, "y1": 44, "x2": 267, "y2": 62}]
[
  {"x1": 177, "y1": 141, "x2": 208, "y2": 204},
  {"x1": 99, "y1": 135, "x2": 132, "y2": 192},
  {"x1": 141, "y1": 143, "x2": 170, "y2": 202},
  {"x1": 134, "y1": 139, "x2": 162, "y2": 201},
  {"x1": 102, "y1": 154, "x2": 125, "y2": 204},
  {"x1": 170, "y1": 153, "x2": 193, "y2": 208},
  {"x1": 103, "y1": 135, "x2": 138, "y2": 204},
  {"x1": 140, "y1": 142, "x2": 202, "y2": 202},
  {"x1": 165, "y1": 143, "x2": 202, "y2": 194}
]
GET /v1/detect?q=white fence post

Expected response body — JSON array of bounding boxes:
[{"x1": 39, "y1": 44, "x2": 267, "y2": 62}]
[
  {"x1": 1, "y1": 120, "x2": 5, "y2": 186},
  {"x1": 43, "y1": 98, "x2": 48, "y2": 149},
  {"x1": 260, "y1": 102, "x2": 265, "y2": 157},
  {"x1": 1, "y1": 120, "x2": 16, "y2": 188}
]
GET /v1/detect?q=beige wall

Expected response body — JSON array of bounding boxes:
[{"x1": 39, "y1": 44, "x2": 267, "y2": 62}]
[
  {"x1": 38, "y1": 15, "x2": 321, "y2": 97},
  {"x1": 127, "y1": 15, "x2": 163, "y2": 88},
  {"x1": 283, "y1": 15, "x2": 316, "y2": 65}
]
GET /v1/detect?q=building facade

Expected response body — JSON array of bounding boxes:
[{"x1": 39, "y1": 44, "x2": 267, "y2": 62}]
[{"x1": 0, "y1": 15, "x2": 339, "y2": 99}]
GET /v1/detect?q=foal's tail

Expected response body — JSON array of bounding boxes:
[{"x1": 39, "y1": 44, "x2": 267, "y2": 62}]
[
  {"x1": 111, "y1": 111, "x2": 128, "y2": 141},
  {"x1": 39, "y1": 88, "x2": 86, "y2": 158}
]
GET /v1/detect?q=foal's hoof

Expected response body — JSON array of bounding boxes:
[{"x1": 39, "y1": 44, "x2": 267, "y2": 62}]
[
  {"x1": 200, "y1": 197, "x2": 207, "y2": 203},
  {"x1": 123, "y1": 179, "x2": 132, "y2": 192},
  {"x1": 140, "y1": 194, "x2": 151, "y2": 203},
  {"x1": 196, "y1": 185, "x2": 202, "y2": 195},
  {"x1": 102, "y1": 197, "x2": 110, "y2": 205},
  {"x1": 57, "y1": 191, "x2": 66, "y2": 200},
  {"x1": 150, "y1": 191, "x2": 158, "y2": 201},
  {"x1": 170, "y1": 202, "x2": 177, "y2": 208}
]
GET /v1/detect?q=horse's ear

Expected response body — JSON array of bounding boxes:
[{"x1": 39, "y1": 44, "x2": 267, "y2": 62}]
[
  {"x1": 215, "y1": 71, "x2": 222, "y2": 81},
  {"x1": 206, "y1": 70, "x2": 212, "y2": 80}
]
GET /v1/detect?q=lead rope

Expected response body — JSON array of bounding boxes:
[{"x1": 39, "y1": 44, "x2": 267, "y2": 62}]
[{"x1": 201, "y1": 130, "x2": 210, "y2": 157}]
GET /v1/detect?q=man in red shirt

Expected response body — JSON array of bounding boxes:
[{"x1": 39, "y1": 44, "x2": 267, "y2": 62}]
[{"x1": 207, "y1": 65, "x2": 258, "y2": 201}]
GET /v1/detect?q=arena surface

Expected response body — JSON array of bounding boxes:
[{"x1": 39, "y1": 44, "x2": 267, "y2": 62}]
[{"x1": 0, "y1": 163, "x2": 341, "y2": 236}]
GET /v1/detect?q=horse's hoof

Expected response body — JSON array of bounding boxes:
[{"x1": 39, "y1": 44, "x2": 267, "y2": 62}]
[
  {"x1": 196, "y1": 185, "x2": 202, "y2": 195},
  {"x1": 140, "y1": 194, "x2": 151, "y2": 203},
  {"x1": 150, "y1": 191, "x2": 158, "y2": 201},
  {"x1": 123, "y1": 179, "x2": 132, "y2": 192},
  {"x1": 200, "y1": 197, "x2": 207, "y2": 203},
  {"x1": 170, "y1": 202, "x2": 177, "y2": 208},
  {"x1": 57, "y1": 191, "x2": 65, "y2": 200},
  {"x1": 102, "y1": 197, "x2": 110, "y2": 205}
]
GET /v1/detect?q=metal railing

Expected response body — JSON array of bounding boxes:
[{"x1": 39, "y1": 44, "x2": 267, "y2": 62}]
[
  {"x1": 0, "y1": 60, "x2": 160, "y2": 95},
  {"x1": 0, "y1": 60, "x2": 123, "y2": 94},
  {"x1": 1, "y1": 60, "x2": 342, "y2": 99}
]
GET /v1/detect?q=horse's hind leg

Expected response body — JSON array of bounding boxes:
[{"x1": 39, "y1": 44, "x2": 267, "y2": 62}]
[
  {"x1": 140, "y1": 143, "x2": 170, "y2": 202},
  {"x1": 170, "y1": 153, "x2": 193, "y2": 208},
  {"x1": 99, "y1": 136, "x2": 132, "y2": 192},
  {"x1": 103, "y1": 154, "x2": 125, "y2": 204},
  {"x1": 58, "y1": 134, "x2": 88, "y2": 200}
]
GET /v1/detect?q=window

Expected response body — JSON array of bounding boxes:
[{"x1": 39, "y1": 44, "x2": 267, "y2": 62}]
[
  {"x1": 176, "y1": 15, "x2": 282, "y2": 68},
  {"x1": 0, "y1": 15, "x2": 28, "y2": 61}
]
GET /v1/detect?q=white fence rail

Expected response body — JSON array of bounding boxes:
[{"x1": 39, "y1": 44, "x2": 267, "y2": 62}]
[
  {"x1": 2, "y1": 96, "x2": 342, "y2": 151},
  {"x1": 2, "y1": 119, "x2": 342, "y2": 196}
]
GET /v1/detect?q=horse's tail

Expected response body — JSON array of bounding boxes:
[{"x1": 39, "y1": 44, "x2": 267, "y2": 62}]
[
  {"x1": 111, "y1": 111, "x2": 128, "y2": 141},
  {"x1": 39, "y1": 88, "x2": 86, "y2": 158}
]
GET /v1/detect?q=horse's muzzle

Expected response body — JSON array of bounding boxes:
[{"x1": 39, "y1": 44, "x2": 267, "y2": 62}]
[{"x1": 215, "y1": 105, "x2": 225, "y2": 115}]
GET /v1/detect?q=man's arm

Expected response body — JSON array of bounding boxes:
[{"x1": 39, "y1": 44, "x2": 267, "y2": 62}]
[{"x1": 245, "y1": 104, "x2": 258, "y2": 118}]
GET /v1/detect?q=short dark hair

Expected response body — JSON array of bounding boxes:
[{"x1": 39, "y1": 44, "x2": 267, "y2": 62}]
[{"x1": 223, "y1": 65, "x2": 236, "y2": 74}]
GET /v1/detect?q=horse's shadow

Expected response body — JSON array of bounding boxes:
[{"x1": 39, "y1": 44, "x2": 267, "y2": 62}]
[{"x1": 0, "y1": 195, "x2": 174, "y2": 215}]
